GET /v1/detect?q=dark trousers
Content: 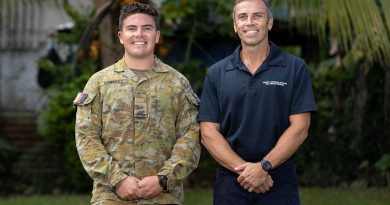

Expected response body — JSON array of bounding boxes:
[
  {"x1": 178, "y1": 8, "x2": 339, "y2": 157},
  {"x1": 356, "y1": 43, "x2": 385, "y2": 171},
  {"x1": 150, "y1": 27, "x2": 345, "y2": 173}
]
[{"x1": 213, "y1": 168, "x2": 301, "y2": 205}]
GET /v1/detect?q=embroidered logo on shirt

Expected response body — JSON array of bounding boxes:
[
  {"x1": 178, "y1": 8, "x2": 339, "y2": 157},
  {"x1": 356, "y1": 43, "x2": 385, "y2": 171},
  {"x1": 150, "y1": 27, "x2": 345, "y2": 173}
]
[{"x1": 262, "y1": 81, "x2": 288, "y2": 87}]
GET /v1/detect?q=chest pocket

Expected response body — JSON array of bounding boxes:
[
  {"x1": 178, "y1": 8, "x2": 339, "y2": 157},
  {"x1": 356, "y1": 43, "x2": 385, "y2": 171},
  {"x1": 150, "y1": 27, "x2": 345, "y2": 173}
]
[
  {"x1": 133, "y1": 87, "x2": 166, "y2": 139},
  {"x1": 100, "y1": 82, "x2": 133, "y2": 131},
  {"x1": 134, "y1": 91, "x2": 148, "y2": 118}
]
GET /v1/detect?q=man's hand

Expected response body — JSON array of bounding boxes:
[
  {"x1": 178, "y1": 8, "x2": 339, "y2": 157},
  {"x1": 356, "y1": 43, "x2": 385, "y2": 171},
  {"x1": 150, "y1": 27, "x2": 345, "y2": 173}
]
[
  {"x1": 115, "y1": 176, "x2": 143, "y2": 201},
  {"x1": 254, "y1": 175, "x2": 274, "y2": 193},
  {"x1": 235, "y1": 162, "x2": 273, "y2": 193},
  {"x1": 138, "y1": 176, "x2": 163, "y2": 199}
]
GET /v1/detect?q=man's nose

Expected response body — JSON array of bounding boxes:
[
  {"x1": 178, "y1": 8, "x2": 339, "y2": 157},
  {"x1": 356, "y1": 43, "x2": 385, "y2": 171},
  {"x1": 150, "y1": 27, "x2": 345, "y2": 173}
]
[
  {"x1": 246, "y1": 17, "x2": 254, "y2": 25},
  {"x1": 135, "y1": 28, "x2": 143, "y2": 36}
]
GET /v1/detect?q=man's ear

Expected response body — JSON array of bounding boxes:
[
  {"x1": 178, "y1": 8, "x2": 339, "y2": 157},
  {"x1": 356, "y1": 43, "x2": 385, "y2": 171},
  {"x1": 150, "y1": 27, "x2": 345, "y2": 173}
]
[
  {"x1": 267, "y1": 18, "x2": 274, "y2": 31},
  {"x1": 155, "y1": 30, "x2": 160, "y2": 44},
  {"x1": 118, "y1": 31, "x2": 124, "y2": 44}
]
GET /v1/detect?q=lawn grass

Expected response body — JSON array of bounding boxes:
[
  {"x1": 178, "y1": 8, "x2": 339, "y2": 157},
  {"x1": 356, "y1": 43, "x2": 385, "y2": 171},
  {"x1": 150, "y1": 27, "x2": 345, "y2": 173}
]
[
  {"x1": 300, "y1": 187, "x2": 390, "y2": 205},
  {"x1": 0, "y1": 188, "x2": 389, "y2": 205}
]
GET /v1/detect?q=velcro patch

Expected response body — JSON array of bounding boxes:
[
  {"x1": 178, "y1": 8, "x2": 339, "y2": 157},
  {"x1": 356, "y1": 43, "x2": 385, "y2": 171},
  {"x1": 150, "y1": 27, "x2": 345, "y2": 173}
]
[
  {"x1": 73, "y1": 92, "x2": 88, "y2": 105},
  {"x1": 186, "y1": 93, "x2": 200, "y2": 106},
  {"x1": 134, "y1": 93, "x2": 148, "y2": 118}
]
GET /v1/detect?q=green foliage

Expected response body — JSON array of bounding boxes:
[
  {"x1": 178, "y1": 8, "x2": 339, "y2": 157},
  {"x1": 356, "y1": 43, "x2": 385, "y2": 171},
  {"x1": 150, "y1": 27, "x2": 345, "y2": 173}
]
[
  {"x1": 38, "y1": 60, "x2": 94, "y2": 146},
  {"x1": 375, "y1": 154, "x2": 390, "y2": 172},
  {"x1": 36, "y1": 4, "x2": 95, "y2": 192},
  {"x1": 0, "y1": 138, "x2": 14, "y2": 174},
  {"x1": 375, "y1": 154, "x2": 390, "y2": 186},
  {"x1": 296, "y1": 58, "x2": 354, "y2": 186},
  {"x1": 161, "y1": 0, "x2": 234, "y2": 38},
  {"x1": 296, "y1": 56, "x2": 390, "y2": 187},
  {"x1": 38, "y1": 59, "x2": 95, "y2": 192},
  {"x1": 171, "y1": 60, "x2": 207, "y2": 95},
  {"x1": 275, "y1": 0, "x2": 390, "y2": 66},
  {"x1": 0, "y1": 138, "x2": 15, "y2": 195},
  {"x1": 57, "y1": 0, "x2": 91, "y2": 45}
]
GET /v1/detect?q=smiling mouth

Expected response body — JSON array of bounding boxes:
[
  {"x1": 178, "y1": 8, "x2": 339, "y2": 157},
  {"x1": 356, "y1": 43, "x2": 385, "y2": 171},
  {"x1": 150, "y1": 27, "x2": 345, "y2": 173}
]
[
  {"x1": 244, "y1": 30, "x2": 258, "y2": 34},
  {"x1": 132, "y1": 41, "x2": 146, "y2": 45}
]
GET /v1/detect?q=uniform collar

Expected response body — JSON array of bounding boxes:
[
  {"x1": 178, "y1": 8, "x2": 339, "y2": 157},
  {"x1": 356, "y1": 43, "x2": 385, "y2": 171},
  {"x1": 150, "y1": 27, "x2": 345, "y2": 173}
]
[
  {"x1": 113, "y1": 56, "x2": 170, "y2": 73},
  {"x1": 113, "y1": 56, "x2": 169, "y2": 81},
  {"x1": 225, "y1": 41, "x2": 287, "y2": 71}
]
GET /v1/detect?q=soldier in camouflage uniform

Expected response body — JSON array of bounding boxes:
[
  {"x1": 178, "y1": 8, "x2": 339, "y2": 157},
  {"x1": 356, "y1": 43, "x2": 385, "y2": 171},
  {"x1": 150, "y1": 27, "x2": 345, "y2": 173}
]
[{"x1": 74, "y1": 2, "x2": 201, "y2": 205}]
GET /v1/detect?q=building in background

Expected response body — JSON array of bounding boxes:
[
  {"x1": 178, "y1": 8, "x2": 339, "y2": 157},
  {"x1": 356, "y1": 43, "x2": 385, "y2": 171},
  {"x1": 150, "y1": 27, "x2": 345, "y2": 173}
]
[
  {"x1": 0, "y1": 0, "x2": 92, "y2": 114},
  {"x1": 0, "y1": 0, "x2": 92, "y2": 193}
]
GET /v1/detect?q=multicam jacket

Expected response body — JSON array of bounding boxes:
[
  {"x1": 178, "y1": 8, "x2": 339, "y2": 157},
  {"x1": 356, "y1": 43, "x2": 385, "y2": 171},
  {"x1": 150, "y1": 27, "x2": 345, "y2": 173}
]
[{"x1": 74, "y1": 57, "x2": 201, "y2": 204}]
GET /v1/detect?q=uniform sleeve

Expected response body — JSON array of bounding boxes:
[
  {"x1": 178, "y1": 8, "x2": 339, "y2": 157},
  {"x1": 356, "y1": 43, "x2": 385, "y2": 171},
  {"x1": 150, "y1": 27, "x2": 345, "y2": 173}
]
[
  {"x1": 157, "y1": 82, "x2": 201, "y2": 192},
  {"x1": 74, "y1": 78, "x2": 127, "y2": 188},
  {"x1": 197, "y1": 71, "x2": 220, "y2": 123},
  {"x1": 290, "y1": 61, "x2": 317, "y2": 115}
]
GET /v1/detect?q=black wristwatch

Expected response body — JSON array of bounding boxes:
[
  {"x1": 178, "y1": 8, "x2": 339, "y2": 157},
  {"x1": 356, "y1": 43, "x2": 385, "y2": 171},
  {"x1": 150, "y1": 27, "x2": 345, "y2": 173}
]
[
  {"x1": 260, "y1": 159, "x2": 272, "y2": 172},
  {"x1": 157, "y1": 175, "x2": 168, "y2": 192}
]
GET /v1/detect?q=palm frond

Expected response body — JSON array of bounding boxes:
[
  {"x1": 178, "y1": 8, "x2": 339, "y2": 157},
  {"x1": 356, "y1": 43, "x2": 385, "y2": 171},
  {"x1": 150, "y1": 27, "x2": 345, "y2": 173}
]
[
  {"x1": 380, "y1": 0, "x2": 390, "y2": 63},
  {"x1": 346, "y1": 0, "x2": 389, "y2": 65},
  {"x1": 276, "y1": 0, "x2": 390, "y2": 66}
]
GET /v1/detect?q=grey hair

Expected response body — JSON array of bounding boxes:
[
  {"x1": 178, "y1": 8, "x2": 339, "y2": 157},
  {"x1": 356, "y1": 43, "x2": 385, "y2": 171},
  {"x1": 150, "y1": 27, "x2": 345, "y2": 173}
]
[{"x1": 232, "y1": 0, "x2": 273, "y2": 19}]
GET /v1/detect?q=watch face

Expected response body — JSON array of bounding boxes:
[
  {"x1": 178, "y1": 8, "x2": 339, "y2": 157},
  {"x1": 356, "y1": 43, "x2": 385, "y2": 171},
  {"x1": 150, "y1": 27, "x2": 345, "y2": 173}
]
[
  {"x1": 160, "y1": 176, "x2": 168, "y2": 186},
  {"x1": 261, "y1": 160, "x2": 272, "y2": 171},
  {"x1": 158, "y1": 175, "x2": 168, "y2": 191}
]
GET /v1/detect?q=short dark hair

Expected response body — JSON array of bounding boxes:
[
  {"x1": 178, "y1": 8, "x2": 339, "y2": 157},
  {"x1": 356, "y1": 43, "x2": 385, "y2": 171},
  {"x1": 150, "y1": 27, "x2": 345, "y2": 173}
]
[
  {"x1": 118, "y1": 1, "x2": 159, "y2": 31},
  {"x1": 232, "y1": 0, "x2": 273, "y2": 19}
]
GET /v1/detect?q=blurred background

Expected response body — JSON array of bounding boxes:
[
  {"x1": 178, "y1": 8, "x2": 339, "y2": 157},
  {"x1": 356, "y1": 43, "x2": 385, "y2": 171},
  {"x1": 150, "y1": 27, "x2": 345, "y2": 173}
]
[{"x1": 0, "y1": 0, "x2": 389, "y2": 204}]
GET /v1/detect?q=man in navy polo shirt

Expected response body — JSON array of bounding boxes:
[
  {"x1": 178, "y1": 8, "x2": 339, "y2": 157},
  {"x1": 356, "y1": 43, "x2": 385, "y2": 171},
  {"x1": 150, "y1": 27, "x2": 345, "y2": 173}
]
[{"x1": 197, "y1": 0, "x2": 317, "y2": 204}]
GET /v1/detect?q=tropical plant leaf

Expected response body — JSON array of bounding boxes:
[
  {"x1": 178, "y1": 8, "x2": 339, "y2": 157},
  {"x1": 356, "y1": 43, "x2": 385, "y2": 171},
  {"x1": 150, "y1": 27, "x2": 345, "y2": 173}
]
[{"x1": 275, "y1": 0, "x2": 390, "y2": 66}]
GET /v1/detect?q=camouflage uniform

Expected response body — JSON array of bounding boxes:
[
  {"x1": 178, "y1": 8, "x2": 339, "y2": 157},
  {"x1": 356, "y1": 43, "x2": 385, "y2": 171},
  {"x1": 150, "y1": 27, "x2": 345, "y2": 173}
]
[{"x1": 74, "y1": 57, "x2": 201, "y2": 205}]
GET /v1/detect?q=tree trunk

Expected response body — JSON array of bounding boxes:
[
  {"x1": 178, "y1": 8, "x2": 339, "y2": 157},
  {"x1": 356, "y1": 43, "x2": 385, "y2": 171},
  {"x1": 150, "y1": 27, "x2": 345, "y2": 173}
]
[
  {"x1": 384, "y1": 64, "x2": 390, "y2": 129},
  {"x1": 92, "y1": 0, "x2": 123, "y2": 68},
  {"x1": 353, "y1": 60, "x2": 369, "y2": 140}
]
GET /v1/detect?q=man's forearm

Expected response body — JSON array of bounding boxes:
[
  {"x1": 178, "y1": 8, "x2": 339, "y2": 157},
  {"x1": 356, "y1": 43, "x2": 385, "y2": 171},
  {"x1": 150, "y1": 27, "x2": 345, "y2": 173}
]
[
  {"x1": 200, "y1": 122, "x2": 245, "y2": 174},
  {"x1": 264, "y1": 113, "x2": 311, "y2": 169}
]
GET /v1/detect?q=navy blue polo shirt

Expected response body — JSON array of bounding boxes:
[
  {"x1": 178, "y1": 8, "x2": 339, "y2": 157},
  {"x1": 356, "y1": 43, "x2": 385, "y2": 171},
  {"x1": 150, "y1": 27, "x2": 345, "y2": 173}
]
[
  {"x1": 198, "y1": 42, "x2": 316, "y2": 204},
  {"x1": 198, "y1": 41, "x2": 316, "y2": 165}
]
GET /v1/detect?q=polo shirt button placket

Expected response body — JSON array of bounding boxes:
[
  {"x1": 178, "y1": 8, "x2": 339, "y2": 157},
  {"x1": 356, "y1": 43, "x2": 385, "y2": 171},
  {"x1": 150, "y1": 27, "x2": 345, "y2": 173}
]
[{"x1": 249, "y1": 77, "x2": 256, "y2": 90}]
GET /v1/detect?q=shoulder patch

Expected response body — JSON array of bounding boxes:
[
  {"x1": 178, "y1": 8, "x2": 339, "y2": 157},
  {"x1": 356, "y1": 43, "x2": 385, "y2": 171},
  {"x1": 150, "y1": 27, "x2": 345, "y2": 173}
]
[
  {"x1": 73, "y1": 92, "x2": 97, "y2": 106},
  {"x1": 185, "y1": 92, "x2": 200, "y2": 107},
  {"x1": 73, "y1": 92, "x2": 88, "y2": 104}
]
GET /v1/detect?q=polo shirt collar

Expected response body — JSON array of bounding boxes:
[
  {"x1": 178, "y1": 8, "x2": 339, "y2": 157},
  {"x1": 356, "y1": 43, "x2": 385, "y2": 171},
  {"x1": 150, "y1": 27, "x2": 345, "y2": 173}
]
[{"x1": 225, "y1": 41, "x2": 287, "y2": 71}]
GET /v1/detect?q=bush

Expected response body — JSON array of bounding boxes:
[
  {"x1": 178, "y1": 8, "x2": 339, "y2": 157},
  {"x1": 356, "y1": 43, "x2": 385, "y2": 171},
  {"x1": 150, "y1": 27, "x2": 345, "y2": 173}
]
[{"x1": 0, "y1": 137, "x2": 16, "y2": 195}]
